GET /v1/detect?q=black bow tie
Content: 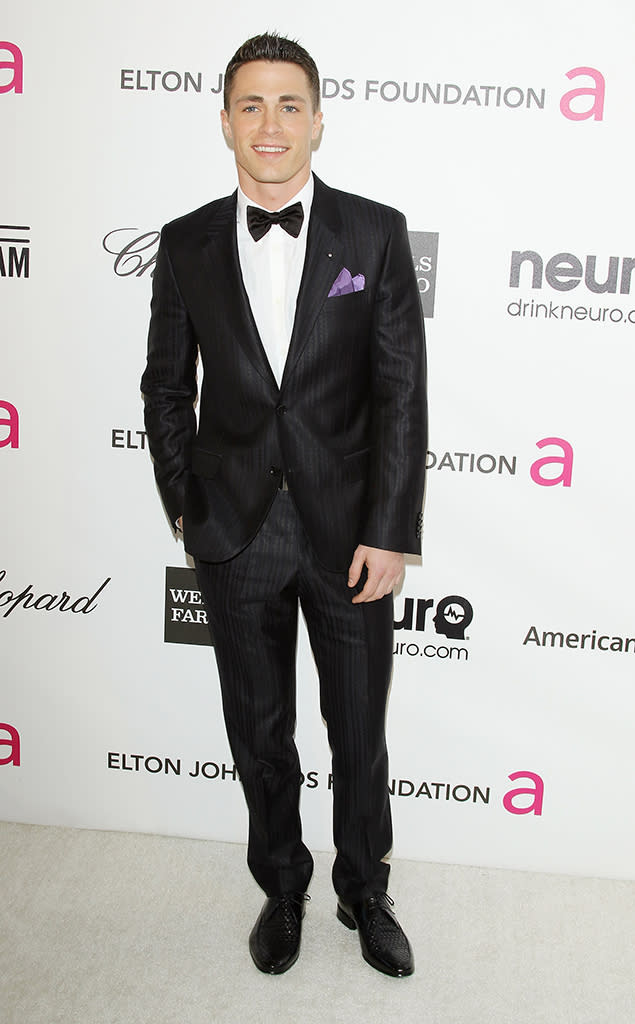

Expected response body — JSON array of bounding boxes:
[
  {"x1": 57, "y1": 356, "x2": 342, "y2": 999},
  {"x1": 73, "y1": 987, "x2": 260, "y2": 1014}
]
[{"x1": 246, "y1": 202, "x2": 304, "y2": 242}]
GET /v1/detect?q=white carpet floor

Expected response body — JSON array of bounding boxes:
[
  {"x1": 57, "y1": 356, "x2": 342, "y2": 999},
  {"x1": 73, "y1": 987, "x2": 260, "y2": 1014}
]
[{"x1": 1, "y1": 821, "x2": 633, "y2": 1024}]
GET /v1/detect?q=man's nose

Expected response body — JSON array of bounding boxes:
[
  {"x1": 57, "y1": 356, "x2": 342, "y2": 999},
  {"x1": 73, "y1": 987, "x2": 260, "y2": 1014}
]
[{"x1": 261, "y1": 109, "x2": 282, "y2": 134}]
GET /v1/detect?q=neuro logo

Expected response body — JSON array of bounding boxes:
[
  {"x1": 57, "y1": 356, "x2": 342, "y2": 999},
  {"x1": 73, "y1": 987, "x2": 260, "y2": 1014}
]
[
  {"x1": 506, "y1": 247, "x2": 635, "y2": 326},
  {"x1": 394, "y1": 594, "x2": 474, "y2": 638},
  {"x1": 509, "y1": 249, "x2": 635, "y2": 295},
  {"x1": 408, "y1": 232, "x2": 439, "y2": 318},
  {"x1": 0, "y1": 42, "x2": 23, "y2": 94},
  {"x1": 393, "y1": 593, "x2": 473, "y2": 660},
  {"x1": 433, "y1": 595, "x2": 473, "y2": 640}
]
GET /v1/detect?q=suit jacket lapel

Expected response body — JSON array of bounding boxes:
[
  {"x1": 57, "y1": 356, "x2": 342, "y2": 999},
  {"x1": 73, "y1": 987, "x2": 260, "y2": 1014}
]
[
  {"x1": 199, "y1": 193, "x2": 278, "y2": 391},
  {"x1": 281, "y1": 176, "x2": 342, "y2": 389}
]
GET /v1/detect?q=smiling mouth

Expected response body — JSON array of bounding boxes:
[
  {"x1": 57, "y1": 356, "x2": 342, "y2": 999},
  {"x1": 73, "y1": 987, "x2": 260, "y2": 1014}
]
[{"x1": 253, "y1": 145, "x2": 288, "y2": 153}]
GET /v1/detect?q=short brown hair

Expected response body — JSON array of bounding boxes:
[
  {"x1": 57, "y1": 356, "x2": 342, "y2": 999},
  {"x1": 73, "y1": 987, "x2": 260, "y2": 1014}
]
[{"x1": 223, "y1": 32, "x2": 321, "y2": 112}]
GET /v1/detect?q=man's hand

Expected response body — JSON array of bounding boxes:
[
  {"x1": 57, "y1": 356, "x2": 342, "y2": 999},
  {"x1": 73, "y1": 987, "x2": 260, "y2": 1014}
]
[
  {"x1": 176, "y1": 516, "x2": 183, "y2": 533},
  {"x1": 347, "y1": 545, "x2": 405, "y2": 604}
]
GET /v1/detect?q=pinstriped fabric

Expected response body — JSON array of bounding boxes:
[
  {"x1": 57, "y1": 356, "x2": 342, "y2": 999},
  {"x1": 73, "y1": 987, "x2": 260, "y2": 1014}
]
[
  {"x1": 195, "y1": 492, "x2": 393, "y2": 903},
  {"x1": 141, "y1": 175, "x2": 427, "y2": 570},
  {"x1": 142, "y1": 173, "x2": 426, "y2": 905}
]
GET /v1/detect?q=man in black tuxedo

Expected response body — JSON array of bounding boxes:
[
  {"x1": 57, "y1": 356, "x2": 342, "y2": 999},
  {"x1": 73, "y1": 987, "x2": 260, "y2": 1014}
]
[{"x1": 141, "y1": 33, "x2": 426, "y2": 977}]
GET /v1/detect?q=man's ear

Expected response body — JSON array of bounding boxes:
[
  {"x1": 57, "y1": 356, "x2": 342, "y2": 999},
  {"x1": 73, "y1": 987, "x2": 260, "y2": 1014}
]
[{"x1": 220, "y1": 109, "x2": 232, "y2": 144}]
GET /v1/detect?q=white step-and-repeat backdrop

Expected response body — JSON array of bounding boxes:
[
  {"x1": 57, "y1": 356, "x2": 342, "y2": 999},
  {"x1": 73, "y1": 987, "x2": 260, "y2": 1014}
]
[{"x1": 2, "y1": 0, "x2": 634, "y2": 880}]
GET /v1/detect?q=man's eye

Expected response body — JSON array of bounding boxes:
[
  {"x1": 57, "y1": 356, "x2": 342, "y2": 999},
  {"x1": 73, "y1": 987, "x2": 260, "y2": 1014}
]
[
  {"x1": 243, "y1": 105, "x2": 258, "y2": 112},
  {"x1": 282, "y1": 105, "x2": 298, "y2": 113}
]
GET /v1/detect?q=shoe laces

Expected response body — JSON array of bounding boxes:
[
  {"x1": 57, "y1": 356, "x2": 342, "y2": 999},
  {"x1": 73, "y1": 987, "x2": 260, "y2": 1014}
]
[
  {"x1": 367, "y1": 892, "x2": 394, "y2": 910},
  {"x1": 275, "y1": 893, "x2": 310, "y2": 940},
  {"x1": 365, "y1": 893, "x2": 410, "y2": 956},
  {"x1": 279, "y1": 892, "x2": 310, "y2": 908}
]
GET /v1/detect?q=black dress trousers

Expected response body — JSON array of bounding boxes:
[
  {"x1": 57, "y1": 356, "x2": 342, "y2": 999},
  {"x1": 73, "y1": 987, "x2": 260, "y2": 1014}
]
[{"x1": 195, "y1": 490, "x2": 394, "y2": 903}]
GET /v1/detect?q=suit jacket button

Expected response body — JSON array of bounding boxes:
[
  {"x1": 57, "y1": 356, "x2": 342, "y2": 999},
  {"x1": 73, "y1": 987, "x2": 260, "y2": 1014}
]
[
  {"x1": 269, "y1": 465, "x2": 280, "y2": 476},
  {"x1": 276, "y1": 405, "x2": 287, "y2": 416}
]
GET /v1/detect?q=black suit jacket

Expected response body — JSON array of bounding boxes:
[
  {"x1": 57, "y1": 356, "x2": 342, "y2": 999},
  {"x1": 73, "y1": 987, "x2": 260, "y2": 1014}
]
[{"x1": 141, "y1": 175, "x2": 427, "y2": 571}]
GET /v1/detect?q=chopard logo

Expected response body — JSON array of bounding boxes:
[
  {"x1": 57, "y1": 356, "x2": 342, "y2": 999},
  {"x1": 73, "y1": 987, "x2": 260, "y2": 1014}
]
[
  {"x1": 0, "y1": 570, "x2": 111, "y2": 618},
  {"x1": 102, "y1": 228, "x2": 159, "y2": 277}
]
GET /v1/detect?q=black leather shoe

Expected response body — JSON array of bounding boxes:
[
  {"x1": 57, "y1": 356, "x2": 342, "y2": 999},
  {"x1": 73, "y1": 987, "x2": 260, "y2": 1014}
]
[
  {"x1": 249, "y1": 892, "x2": 309, "y2": 974},
  {"x1": 337, "y1": 892, "x2": 414, "y2": 977}
]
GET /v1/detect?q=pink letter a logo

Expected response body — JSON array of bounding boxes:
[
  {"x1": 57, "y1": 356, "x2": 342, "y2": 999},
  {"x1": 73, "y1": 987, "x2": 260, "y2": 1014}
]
[
  {"x1": 560, "y1": 67, "x2": 605, "y2": 121},
  {"x1": 0, "y1": 41, "x2": 23, "y2": 95},
  {"x1": 530, "y1": 436, "x2": 573, "y2": 487},
  {"x1": 0, "y1": 400, "x2": 19, "y2": 448},
  {"x1": 0, "y1": 722, "x2": 21, "y2": 766},
  {"x1": 503, "y1": 771, "x2": 544, "y2": 816}
]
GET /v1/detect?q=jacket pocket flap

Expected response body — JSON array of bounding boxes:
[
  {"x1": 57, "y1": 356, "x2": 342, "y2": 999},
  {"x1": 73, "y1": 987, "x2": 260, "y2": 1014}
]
[
  {"x1": 343, "y1": 446, "x2": 371, "y2": 461},
  {"x1": 342, "y1": 446, "x2": 371, "y2": 482},
  {"x1": 191, "y1": 447, "x2": 222, "y2": 479}
]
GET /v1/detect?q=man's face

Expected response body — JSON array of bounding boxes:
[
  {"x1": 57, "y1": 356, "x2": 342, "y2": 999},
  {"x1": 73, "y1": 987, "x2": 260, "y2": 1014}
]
[{"x1": 221, "y1": 60, "x2": 323, "y2": 207}]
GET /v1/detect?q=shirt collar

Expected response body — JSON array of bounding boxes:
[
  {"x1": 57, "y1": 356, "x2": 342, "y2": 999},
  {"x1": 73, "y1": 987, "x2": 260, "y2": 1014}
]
[{"x1": 237, "y1": 173, "x2": 314, "y2": 232}]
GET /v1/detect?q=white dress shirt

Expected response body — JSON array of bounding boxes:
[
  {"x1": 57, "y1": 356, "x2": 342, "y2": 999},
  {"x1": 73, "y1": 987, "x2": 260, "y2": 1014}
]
[{"x1": 236, "y1": 174, "x2": 314, "y2": 387}]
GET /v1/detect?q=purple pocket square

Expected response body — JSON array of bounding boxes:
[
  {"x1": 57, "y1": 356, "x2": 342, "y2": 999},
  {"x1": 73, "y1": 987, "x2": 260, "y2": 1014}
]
[{"x1": 328, "y1": 267, "x2": 366, "y2": 298}]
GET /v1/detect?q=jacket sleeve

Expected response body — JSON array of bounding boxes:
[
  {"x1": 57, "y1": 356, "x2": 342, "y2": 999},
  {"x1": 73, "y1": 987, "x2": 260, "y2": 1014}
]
[
  {"x1": 140, "y1": 229, "x2": 198, "y2": 527},
  {"x1": 359, "y1": 211, "x2": 427, "y2": 555}
]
